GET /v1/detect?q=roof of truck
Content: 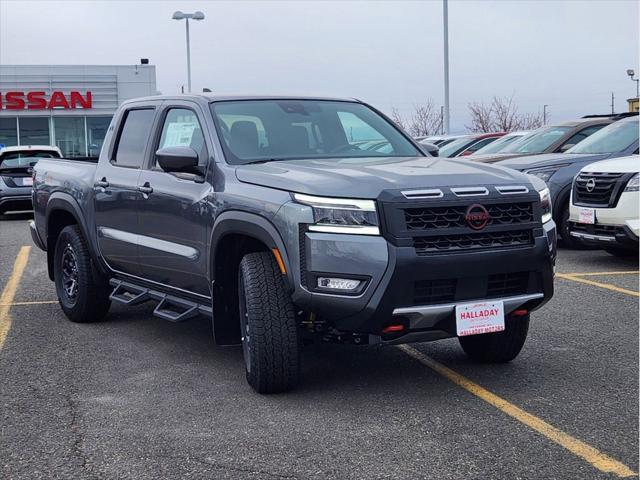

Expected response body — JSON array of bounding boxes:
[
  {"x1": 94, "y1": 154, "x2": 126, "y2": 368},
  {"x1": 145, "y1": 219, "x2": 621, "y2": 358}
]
[{"x1": 123, "y1": 94, "x2": 362, "y2": 104}]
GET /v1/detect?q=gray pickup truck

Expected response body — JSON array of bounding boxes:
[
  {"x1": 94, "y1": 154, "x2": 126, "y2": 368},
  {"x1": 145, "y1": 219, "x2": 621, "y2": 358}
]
[{"x1": 31, "y1": 95, "x2": 556, "y2": 393}]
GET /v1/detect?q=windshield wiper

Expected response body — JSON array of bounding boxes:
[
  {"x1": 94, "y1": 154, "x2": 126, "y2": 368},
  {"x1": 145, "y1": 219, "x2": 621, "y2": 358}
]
[{"x1": 241, "y1": 157, "x2": 303, "y2": 165}]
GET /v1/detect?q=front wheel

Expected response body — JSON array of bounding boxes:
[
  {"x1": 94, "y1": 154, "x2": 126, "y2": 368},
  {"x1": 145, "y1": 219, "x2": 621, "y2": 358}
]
[
  {"x1": 238, "y1": 252, "x2": 299, "y2": 393},
  {"x1": 459, "y1": 315, "x2": 529, "y2": 363},
  {"x1": 54, "y1": 225, "x2": 111, "y2": 323}
]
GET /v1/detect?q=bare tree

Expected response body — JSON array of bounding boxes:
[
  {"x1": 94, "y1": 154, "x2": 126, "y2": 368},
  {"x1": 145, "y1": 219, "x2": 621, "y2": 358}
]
[
  {"x1": 467, "y1": 102, "x2": 494, "y2": 133},
  {"x1": 409, "y1": 102, "x2": 443, "y2": 137},
  {"x1": 390, "y1": 107, "x2": 407, "y2": 130},
  {"x1": 391, "y1": 101, "x2": 442, "y2": 137},
  {"x1": 466, "y1": 95, "x2": 544, "y2": 132}
]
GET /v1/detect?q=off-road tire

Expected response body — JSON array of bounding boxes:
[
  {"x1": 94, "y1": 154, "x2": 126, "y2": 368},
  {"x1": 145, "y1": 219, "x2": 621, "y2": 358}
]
[
  {"x1": 54, "y1": 225, "x2": 111, "y2": 323},
  {"x1": 459, "y1": 315, "x2": 530, "y2": 363},
  {"x1": 238, "y1": 252, "x2": 299, "y2": 393}
]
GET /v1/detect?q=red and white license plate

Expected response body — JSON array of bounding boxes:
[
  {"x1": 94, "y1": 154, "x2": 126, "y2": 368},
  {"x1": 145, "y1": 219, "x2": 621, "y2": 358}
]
[
  {"x1": 578, "y1": 207, "x2": 595, "y2": 225},
  {"x1": 456, "y1": 301, "x2": 505, "y2": 337},
  {"x1": 21, "y1": 177, "x2": 33, "y2": 186}
]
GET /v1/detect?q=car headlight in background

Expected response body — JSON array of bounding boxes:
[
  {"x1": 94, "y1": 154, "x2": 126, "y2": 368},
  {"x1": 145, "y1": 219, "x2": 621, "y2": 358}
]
[
  {"x1": 624, "y1": 173, "x2": 639, "y2": 192},
  {"x1": 525, "y1": 165, "x2": 566, "y2": 184},
  {"x1": 539, "y1": 187, "x2": 552, "y2": 223},
  {"x1": 292, "y1": 193, "x2": 380, "y2": 235}
]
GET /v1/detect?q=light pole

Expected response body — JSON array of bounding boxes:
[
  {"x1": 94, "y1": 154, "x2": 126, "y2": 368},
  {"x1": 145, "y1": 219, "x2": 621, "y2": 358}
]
[
  {"x1": 442, "y1": 0, "x2": 450, "y2": 134},
  {"x1": 627, "y1": 69, "x2": 639, "y2": 98},
  {"x1": 172, "y1": 10, "x2": 205, "y2": 93}
]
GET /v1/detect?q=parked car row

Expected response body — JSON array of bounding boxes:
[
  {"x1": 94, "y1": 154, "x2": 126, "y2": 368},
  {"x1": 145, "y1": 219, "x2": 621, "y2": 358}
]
[{"x1": 413, "y1": 113, "x2": 639, "y2": 254}]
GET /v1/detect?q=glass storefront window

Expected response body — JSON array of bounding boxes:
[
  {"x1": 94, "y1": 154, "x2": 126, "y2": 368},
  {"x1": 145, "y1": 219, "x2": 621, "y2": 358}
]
[
  {"x1": 54, "y1": 117, "x2": 87, "y2": 157},
  {"x1": 0, "y1": 118, "x2": 18, "y2": 147},
  {"x1": 86, "y1": 116, "x2": 112, "y2": 158},
  {"x1": 19, "y1": 117, "x2": 50, "y2": 145}
]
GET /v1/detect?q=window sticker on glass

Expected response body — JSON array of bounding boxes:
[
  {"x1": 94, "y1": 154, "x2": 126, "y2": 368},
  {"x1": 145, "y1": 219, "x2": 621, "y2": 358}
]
[{"x1": 162, "y1": 122, "x2": 197, "y2": 147}]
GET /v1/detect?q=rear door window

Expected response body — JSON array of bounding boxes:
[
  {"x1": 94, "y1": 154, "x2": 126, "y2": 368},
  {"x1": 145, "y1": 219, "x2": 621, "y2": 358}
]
[{"x1": 113, "y1": 109, "x2": 155, "y2": 168}]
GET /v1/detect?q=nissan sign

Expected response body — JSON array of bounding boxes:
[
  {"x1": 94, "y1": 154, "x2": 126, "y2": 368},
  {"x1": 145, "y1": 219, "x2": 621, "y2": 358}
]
[{"x1": 0, "y1": 91, "x2": 92, "y2": 110}]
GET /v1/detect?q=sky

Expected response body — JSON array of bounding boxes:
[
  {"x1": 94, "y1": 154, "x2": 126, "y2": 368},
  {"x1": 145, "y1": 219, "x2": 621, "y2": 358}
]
[{"x1": 0, "y1": 0, "x2": 638, "y2": 132}]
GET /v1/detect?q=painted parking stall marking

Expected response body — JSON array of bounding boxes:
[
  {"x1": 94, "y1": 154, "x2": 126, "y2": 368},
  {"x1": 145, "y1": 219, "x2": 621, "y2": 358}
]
[
  {"x1": 398, "y1": 345, "x2": 638, "y2": 478},
  {"x1": 0, "y1": 246, "x2": 31, "y2": 352},
  {"x1": 557, "y1": 270, "x2": 639, "y2": 298}
]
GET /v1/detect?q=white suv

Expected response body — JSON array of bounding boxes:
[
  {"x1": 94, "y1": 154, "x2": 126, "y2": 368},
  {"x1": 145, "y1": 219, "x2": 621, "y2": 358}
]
[{"x1": 568, "y1": 155, "x2": 639, "y2": 256}]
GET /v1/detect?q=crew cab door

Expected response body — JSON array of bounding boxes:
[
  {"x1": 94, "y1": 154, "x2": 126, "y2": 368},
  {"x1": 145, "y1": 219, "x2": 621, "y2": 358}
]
[
  {"x1": 94, "y1": 106, "x2": 158, "y2": 276},
  {"x1": 135, "y1": 102, "x2": 212, "y2": 297}
]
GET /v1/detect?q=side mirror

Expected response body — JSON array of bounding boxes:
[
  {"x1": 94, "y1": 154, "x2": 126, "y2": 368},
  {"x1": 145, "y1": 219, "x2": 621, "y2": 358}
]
[
  {"x1": 156, "y1": 146, "x2": 201, "y2": 174},
  {"x1": 559, "y1": 143, "x2": 575, "y2": 153},
  {"x1": 419, "y1": 142, "x2": 439, "y2": 157}
]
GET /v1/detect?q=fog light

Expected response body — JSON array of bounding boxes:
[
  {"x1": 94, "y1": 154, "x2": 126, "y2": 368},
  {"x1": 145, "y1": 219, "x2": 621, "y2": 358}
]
[{"x1": 317, "y1": 277, "x2": 362, "y2": 291}]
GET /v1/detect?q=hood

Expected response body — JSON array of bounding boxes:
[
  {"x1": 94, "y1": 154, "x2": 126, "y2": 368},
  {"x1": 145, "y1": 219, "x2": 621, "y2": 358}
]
[
  {"x1": 235, "y1": 156, "x2": 533, "y2": 199},
  {"x1": 496, "y1": 152, "x2": 612, "y2": 172},
  {"x1": 581, "y1": 155, "x2": 640, "y2": 174}
]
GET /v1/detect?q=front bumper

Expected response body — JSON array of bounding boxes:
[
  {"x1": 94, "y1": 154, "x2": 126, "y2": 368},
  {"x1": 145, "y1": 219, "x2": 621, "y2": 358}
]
[
  {"x1": 0, "y1": 194, "x2": 32, "y2": 213},
  {"x1": 277, "y1": 197, "x2": 556, "y2": 341}
]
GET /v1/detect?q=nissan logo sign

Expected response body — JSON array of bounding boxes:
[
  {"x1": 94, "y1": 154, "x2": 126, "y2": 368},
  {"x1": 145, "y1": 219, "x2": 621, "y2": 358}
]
[
  {"x1": 465, "y1": 204, "x2": 491, "y2": 230},
  {"x1": 586, "y1": 178, "x2": 596, "y2": 192}
]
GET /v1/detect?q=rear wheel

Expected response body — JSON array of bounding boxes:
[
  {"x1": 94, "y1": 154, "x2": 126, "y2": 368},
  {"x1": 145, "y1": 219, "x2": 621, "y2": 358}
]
[
  {"x1": 459, "y1": 314, "x2": 529, "y2": 363},
  {"x1": 54, "y1": 225, "x2": 111, "y2": 323},
  {"x1": 238, "y1": 252, "x2": 299, "y2": 393}
]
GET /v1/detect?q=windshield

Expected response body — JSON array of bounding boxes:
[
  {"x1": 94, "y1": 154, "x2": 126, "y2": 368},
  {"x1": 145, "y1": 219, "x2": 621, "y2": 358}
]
[
  {"x1": 210, "y1": 100, "x2": 421, "y2": 165},
  {"x1": 0, "y1": 150, "x2": 60, "y2": 169},
  {"x1": 567, "y1": 120, "x2": 639, "y2": 154},
  {"x1": 502, "y1": 126, "x2": 572, "y2": 154},
  {"x1": 473, "y1": 134, "x2": 524, "y2": 155},
  {"x1": 437, "y1": 136, "x2": 473, "y2": 157}
]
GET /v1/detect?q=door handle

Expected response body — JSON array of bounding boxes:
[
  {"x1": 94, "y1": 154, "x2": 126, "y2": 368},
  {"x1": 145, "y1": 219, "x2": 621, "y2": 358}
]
[
  {"x1": 138, "y1": 183, "x2": 153, "y2": 195},
  {"x1": 94, "y1": 178, "x2": 109, "y2": 188}
]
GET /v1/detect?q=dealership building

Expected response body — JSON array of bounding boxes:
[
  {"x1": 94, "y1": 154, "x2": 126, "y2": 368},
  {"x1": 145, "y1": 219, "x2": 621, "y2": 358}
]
[{"x1": 0, "y1": 64, "x2": 157, "y2": 157}]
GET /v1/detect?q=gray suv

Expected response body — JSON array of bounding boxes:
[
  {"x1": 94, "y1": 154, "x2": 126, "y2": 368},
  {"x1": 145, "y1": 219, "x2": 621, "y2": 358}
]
[{"x1": 31, "y1": 95, "x2": 556, "y2": 393}]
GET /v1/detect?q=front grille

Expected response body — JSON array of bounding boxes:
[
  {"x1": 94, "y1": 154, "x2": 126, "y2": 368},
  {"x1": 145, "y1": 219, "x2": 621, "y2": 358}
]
[
  {"x1": 413, "y1": 230, "x2": 532, "y2": 255},
  {"x1": 573, "y1": 172, "x2": 625, "y2": 207},
  {"x1": 412, "y1": 272, "x2": 534, "y2": 306},
  {"x1": 570, "y1": 223, "x2": 623, "y2": 237},
  {"x1": 414, "y1": 279, "x2": 456, "y2": 304},
  {"x1": 404, "y1": 202, "x2": 533, "y2": 230},
  {"x1": 487, "y1": 272, "x2": 529, "y2": 298}
]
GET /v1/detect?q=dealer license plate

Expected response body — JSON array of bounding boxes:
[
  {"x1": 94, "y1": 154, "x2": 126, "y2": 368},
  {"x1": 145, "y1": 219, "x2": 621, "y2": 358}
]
[
  {"x1": 578, "y1": 207, "x2": 595, "y2": 224},
  {"x1": 21, "y1": 177, "x2": 33, "y2": 186},
  {"x1": 456, "y1": 301, "x2": 505, "y2": 337}
]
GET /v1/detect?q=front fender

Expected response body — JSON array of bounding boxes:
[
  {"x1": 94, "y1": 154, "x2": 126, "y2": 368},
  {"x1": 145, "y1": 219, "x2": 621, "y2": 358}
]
[{"x1": 208, "y1": 210, "x2": 294, "y2": 288}]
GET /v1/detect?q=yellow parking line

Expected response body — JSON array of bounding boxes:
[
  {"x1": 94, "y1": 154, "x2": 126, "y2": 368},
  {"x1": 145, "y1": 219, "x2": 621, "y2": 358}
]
[
  {"x1": 0, "y1": 300, "x2": 58, "y2": 307},
  {"x1": 556, "y1": 273, "x2": 639, "y2": 298},
  {"x1": 0, "y1": 246, "x2": 31, "y2": 351},
  {"x1": 563, "y1": 271, "x2": 639, "y2": 277},
  {"x1": 399, "y1": 345, "x2": 637, "y2": 478}
]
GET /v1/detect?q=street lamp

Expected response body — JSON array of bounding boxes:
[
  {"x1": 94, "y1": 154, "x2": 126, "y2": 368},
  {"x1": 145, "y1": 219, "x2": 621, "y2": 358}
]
[
  {"x1": 627, "y1": 69, "x2": 639, "y2": 98},
  {"x1": 172, "y1": 10, "x2": 205, "y2": 93}
]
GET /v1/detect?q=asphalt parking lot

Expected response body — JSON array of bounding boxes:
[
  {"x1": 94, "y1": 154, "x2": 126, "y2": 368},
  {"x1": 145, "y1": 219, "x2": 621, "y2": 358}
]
[{"x1": 0, "y1": 212, "x2": 638, "y2": 480}]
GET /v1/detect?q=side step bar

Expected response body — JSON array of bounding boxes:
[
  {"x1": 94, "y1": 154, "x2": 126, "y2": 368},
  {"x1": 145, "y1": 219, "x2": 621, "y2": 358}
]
[{"x1": 109, "y1": 279, "x2": 212, "y2": 323}]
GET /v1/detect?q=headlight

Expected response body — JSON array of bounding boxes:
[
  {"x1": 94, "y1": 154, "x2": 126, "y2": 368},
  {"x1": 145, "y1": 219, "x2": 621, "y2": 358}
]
[
  {"x1": 539, "y1": 187, "x2": 552, "y2": 223},
  {"x1": 526, "y1": 167, "x2": 561, "y2": 183},
  {"x1": 624, "y1": 173, "x2": 639, "y2": 192},
  {"x1": 293, "y1": 193, "x2": 380, "y2": 235}
]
